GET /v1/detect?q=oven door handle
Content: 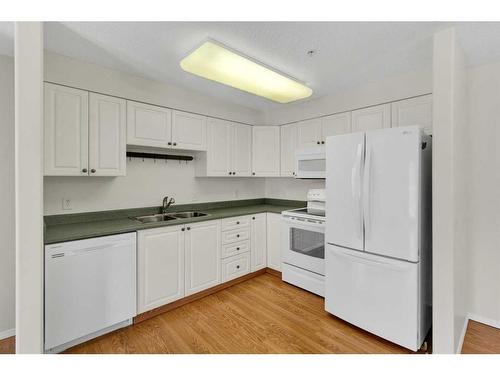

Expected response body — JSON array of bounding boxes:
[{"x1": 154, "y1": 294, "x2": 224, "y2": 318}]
[{"x1": 282, "y1": 216, "x2": 326, "y2": 230}]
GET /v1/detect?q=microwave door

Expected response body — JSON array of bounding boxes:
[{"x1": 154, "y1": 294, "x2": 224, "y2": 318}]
[
  {"x1": 296, "y1": 152, "x2": 326, "y2": 179},
  {"x1": 325, "y1": 132, "x2": 365, "y2": 251}
]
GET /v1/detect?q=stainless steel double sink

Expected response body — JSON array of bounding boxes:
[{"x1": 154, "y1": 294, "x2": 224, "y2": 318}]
[{"x1": 133, "y1": 211, "x2": 210, "y2": 224}]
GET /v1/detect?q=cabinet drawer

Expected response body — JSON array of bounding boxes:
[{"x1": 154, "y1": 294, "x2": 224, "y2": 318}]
[
  {"x1": 222, "y1": 240, "x2": 250, "y2": 259},
  {"x1": 222, "y1": 253, "x2": 251, "y2": 282},
  {"x1": 221, "y1": 216, "x2": 251, "y2": 231},
  {"x1": 222, "y1": 227, "x2": 250, "y2": 245}
]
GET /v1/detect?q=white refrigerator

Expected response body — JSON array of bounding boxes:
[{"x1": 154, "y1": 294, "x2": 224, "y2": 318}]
[{"x1": 325, "y1": 126, "x2": 432, "y2": 351}]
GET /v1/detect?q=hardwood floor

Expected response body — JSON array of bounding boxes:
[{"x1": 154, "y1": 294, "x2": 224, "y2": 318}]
[
  {"x1": 0, "y1": 336, "x2": 14, "y2": 354},
  {"x1": 2, "y1": 273, "x2": 499, "y2": 354},
  {"x1": 65, "y1": 273, "x2": 411, "y2": 354},
  {"x1": 462, "y1": 320, "x2": 500, "y2": 354}
]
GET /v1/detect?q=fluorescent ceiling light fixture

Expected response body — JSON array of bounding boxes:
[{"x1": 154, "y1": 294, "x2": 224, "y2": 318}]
[{"x1": 180, "y1": 41, "x2": 313, "y2": 104}]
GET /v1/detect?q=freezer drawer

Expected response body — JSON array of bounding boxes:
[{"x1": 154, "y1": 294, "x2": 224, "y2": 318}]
[{"x1": 325, "y1": 244, "x2": 421, "y2": 351}]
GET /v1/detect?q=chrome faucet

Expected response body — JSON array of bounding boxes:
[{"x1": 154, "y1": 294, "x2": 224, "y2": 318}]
[{"x1": 162, "y1": 196, "x2": 175, "y2": 215}]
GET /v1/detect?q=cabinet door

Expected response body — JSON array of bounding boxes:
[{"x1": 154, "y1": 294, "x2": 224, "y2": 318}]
[
  {"x1": 351, "y1": 103, "x2": 391, "y2": 132},
  {"x1": 44, "y1": 83, "x2": 89, "y2": 176},
  {"x1": 391, "y1": 94, "x2": 432, "y2": 134},
  {"x1": 321, "y1": 112, "x2": 351, "y2": 142},
  {"x1": 185, "y1": 220, "x2": 221, "y2": 296},
  {"x1": 232, "y1": 123, "x2": 252, "y2": 177},
  {"x1": 137, "y1": 226, "x2": 185, "y2": 314},
  {"x1": 266, "y1": 213, "x2": 282, "y2": 271},
  {"x1": 252, "y1": 126, "x2": 280, "y2": 177},
  {"x1": 280, "y1": 124, "x2": 297, "y2": 177},
  {"x1": 296, "y1": 119, "x2": 322, "y2": 149},
  {"x1": 206, "y1": 118, "x2": 232, "y2": 176},
  {"x1": 171, "y1": 110, "x2": 207, "y2": 151},
  {"x1": 127, "y1": 101, "x2": 172, "y2": 147},
  {"x1": 251, "y1": 214, "x2": 267, "y2": 271},
  {"x1": 88, "y1": 93, "x2": 126, "y2": 176}
]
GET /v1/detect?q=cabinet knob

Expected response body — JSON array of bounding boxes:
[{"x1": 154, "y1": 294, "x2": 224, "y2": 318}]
[
  {"x1": 167, "y1": 142, "x2": 172, "y2": 146},
  {"x1": 236, "y1": 234, "x2": 240, "y2": 238},
  {"x1": 317, "y1": 141, "x2": 320, "y2": 145},
  {"x1": 173, "y1": 142, "x2": 177, "y2": 146},
  {"x1": 91, "y1": 169, "x2": 96, "y2": 173},
  {"x1": 236, "y1": 265, "x2": 240, "y2": 269},
  {"x1": 82, "y1": 168, "x2": 88, "y2": 173},
  {"x1": 233, "y1": 172, "x2": 236, "y2": 175},
  {"x1": 252, "y1": 217, "x2": 255, "y2": 220},
  {"x1": 321, "y1": 141, "x2": 325, "y2": 144},
  {"x1": 252, "y1": 172, "x2": 255, "y2": 176},
  {"x1": 236, "y1": 247, "x2": 240, "y2": 250},
  {"x1": 187, "y1": 227, "x2": 190, "y2": 230},
  {"x1": 236, "y1": 221, "x2": 240, "y2": 224},
  {"x1": 228, "y1": 171, "x2": 232, "y2": 175},
  {"x1": 181, "y1": 228, "x2": 185, "y2": 231}
]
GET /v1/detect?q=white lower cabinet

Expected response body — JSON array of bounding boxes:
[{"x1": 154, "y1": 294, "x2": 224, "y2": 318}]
[
  {"x1": 137, "y1": 219, "x2": 221, "y2": 313},
  {"x1": 184, "y1": 220, "x2": 221, "y2": 296},
  {"x1": 222, "y1": 252, "x2": 251, "y2": 282},
  {"x1": 250, "y1": 214, "x2": 267, "y2": 271},
  {"x1": 137, "y1": 225, "x2": 185, "y2": 314},
  {"x1": 266, "y1": 213, "x2": 282, "y2": 271}
]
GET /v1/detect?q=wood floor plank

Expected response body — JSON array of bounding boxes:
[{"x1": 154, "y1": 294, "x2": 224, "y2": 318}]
[{"x1": 462, "y1": 320, "x2": 500, "y2": 354}]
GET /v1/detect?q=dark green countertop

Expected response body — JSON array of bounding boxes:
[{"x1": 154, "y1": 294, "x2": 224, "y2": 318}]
[{"x1": 44, "y1": 198, "x2": 304, "y2": 244}]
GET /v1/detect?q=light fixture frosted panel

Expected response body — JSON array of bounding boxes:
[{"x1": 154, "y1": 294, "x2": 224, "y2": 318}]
[{"x1": 180, "y1": 41, "x2": 313, "y2": 104}]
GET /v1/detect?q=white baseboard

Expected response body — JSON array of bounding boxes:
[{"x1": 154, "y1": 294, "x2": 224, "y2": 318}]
[
  {"x1": 456, "y1": 313, "x2": 500, "y2": 354},
  {"x1": 0, "y1": 328, "x2": 15, "y2": 341},
  {"x1": 456, "y1": 317, "x2": 469, "y2": 354}
]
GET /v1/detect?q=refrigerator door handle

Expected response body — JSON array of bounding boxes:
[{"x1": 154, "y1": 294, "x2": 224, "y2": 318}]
[
  {"x1": 329, "y1": 246, "x2": 412, "y2": 271},
  {"x1": 352, "y1": 143, "x2": 363, "y2": 240},
  {"x1": 363, "y1": 144, "x2": 372, "y2": 238}
]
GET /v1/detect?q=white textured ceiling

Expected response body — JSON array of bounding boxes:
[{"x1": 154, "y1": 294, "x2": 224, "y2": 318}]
[
  {"x1": 3, "y1": 22, "x2": 500, "y2": 111},
  {"x1": 43, "y1": 21, "x2": 448, "y2": 111}
]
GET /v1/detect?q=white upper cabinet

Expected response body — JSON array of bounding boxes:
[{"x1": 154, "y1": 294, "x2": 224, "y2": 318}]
[
  {"x1": 206, "y1": 118, "x2": 232, "y2": 176},
  {"x1": 201, "y1": 119, "x2": 251, "y2": 177},
  {"x1": 232, "y1": 123, "x2": 252, "y2": 177},
  {"x1": 252, "y1": 126, "x2": 280, "y2": 177},
  {"x1": 280, "y1": 124, "x2": 297, "y2": 177},
  {"x1": 126, "y1": 101, "x2": 172, "y2": 148},
  {"x1": 251, "y1": 214, "x2": 267, "y2": 272},
  {"x1": 44, "y1": 83, "x2": 89, "y2": 176},
  {"x1": 351, "y1": 103, "x2": 391, "y2": 132},
  {"x1": 391, "y1": 94, "x2": 433, "y2": 134},
  {"x1": 137, "y1": 225, "x2": 185, "y2": 314},
  {"x1": 171, "y1": 110, "x2": 207, "y2": 151},
  {"x1": 184, "y1": 220, "x2": 221, "y2": 296},
  {"x1": 321, "y1": 112, "x2": 351, "y2": 141},
  {"x1": 296, "y1": 118, "x2": 322, "y2": 149},
  {"x1": 88, "y1": 93, "x2": 127, "y2": 176}
]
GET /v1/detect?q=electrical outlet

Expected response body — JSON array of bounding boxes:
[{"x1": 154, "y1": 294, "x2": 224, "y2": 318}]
[{"x1": 62, "y1": 198, "x2": 72, "y2": 210}]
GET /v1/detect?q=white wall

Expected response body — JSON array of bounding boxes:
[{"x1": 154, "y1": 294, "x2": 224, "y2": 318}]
[
  {"x1": 263, "y1": 69, "x2": 432, "y2": 126},
  {"x1": 431, "y1": 28, "x2": 468, "y2": 354},
  {"x1": 465, "y1": 61, "x2": 500, "y2": 326},
  {"x1": 45, "y1": 157, "x2": 265, "y2": 215},
  {"x1": 0, "y1": 55, "x2": 15, "y2": 338},
  {"x1": 15, "y1": 22, "x2": 44, "y2": 353},
  {"x1": 44, "y1": 52, "x2": 263, "y2": 125},
  {"x1": 43, "y1": 52, "x2": 269, "y2": 215}
]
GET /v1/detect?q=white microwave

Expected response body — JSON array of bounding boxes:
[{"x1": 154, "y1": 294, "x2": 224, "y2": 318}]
[{"x1": 295, "y1": 146, "x2": 326, "y2": 179}]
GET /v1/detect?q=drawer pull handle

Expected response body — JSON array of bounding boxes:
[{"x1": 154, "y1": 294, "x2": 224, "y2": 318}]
[
  {"x1": 236, "y1": 247, "x2": 240, "y2": 250},
  {"x1": 236, "y1": 265, "x2": 240, "y2": 269},
  {"x1": 236, "y1": 221, "x2": 240, "y2": 224},
  {"x1": 236, "y1": 234, "x2": 240, "y2": 238}
]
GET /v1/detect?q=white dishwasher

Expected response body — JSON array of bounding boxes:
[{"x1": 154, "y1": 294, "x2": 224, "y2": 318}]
[{"x1": 45, "y1": 232, "x2": 137, "y2": 353}]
